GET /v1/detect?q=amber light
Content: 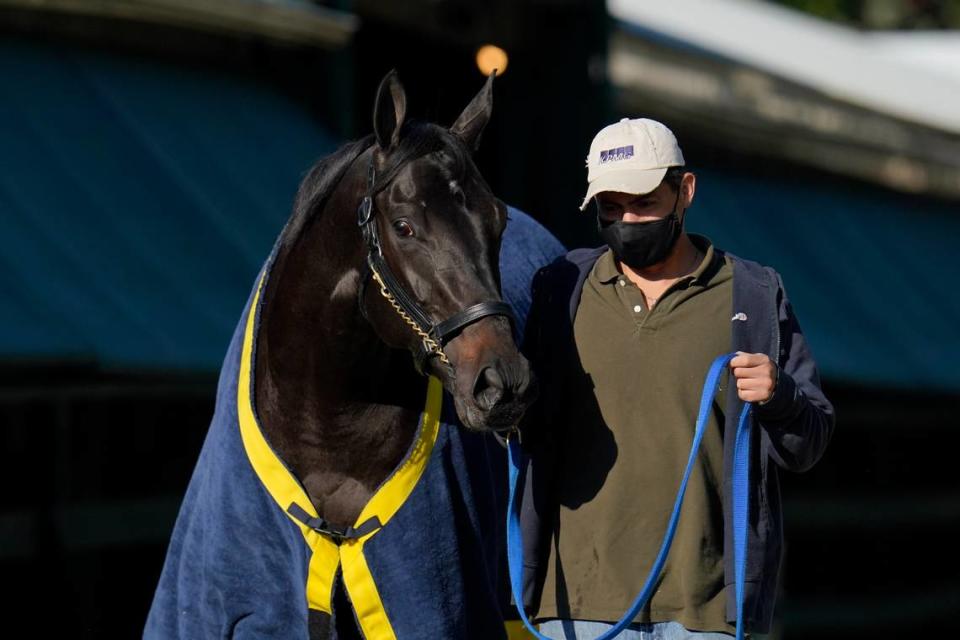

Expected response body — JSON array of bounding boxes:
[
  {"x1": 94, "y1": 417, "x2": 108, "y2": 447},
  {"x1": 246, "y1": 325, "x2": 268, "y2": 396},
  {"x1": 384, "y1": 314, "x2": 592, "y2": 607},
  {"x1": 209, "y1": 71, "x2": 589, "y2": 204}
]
[{"x1": 476, "y1": 44, "x2": 508, "y2": 76}]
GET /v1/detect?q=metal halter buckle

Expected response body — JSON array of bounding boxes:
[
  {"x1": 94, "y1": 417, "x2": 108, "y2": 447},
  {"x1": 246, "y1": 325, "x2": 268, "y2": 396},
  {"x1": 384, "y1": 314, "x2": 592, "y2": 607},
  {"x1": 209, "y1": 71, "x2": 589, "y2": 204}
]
[{"x1": 312, "y1": 523, "x2": 346, "y2": 546}]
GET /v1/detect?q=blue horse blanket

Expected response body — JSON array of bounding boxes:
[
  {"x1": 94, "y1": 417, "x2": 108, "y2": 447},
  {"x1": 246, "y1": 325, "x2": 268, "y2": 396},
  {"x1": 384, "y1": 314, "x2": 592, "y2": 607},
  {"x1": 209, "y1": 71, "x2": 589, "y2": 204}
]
[{"x1": 145, "y1": 207, "x2": 564, "y2": 639}]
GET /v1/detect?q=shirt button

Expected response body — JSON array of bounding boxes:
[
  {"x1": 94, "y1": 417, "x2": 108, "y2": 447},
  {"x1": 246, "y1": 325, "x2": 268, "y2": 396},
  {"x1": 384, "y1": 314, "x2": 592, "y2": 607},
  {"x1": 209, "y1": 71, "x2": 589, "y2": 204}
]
[
  {"x1": 618, "y1": 279, "x2": 625, "y2": 287},
  {"x1": 633, "y1": 304, "x2": 643, "y2": 313}
]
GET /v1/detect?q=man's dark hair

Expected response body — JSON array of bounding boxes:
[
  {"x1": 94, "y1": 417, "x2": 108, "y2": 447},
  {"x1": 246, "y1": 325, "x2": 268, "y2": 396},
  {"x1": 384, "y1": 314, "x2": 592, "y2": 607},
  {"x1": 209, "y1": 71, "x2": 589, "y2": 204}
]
[{"x1": 663, "y1": 166, "x2": 687, "y2": 192}]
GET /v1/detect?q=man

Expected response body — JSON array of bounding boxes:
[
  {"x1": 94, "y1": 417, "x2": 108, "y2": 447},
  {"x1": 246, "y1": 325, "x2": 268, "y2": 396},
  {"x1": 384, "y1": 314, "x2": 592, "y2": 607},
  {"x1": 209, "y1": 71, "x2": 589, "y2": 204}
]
[{"x1": 519, "y1": 118, "x2": 835, "y2": 639}]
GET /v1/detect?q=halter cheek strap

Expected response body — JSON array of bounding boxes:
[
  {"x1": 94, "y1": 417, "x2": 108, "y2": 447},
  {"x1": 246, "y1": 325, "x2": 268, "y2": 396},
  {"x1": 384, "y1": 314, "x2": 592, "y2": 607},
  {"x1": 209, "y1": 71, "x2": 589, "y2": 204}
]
[{"x1": 357, "y1": 154, "x2": 515, "y2": 375}]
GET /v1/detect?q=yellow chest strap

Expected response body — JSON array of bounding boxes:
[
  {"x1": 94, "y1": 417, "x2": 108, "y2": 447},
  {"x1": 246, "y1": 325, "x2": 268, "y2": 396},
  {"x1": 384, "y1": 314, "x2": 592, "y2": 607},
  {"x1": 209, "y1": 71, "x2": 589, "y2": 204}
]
[{"x1": 236, "y1": 274, "x2": 442, "y2": 639}]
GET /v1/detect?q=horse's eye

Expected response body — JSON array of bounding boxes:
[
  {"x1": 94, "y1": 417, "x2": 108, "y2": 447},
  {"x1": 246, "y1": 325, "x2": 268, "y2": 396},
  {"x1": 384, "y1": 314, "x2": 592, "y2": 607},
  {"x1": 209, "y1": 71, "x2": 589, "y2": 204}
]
[{"x1": 392, "y1": 219, "x2": 415, "y2": 238}]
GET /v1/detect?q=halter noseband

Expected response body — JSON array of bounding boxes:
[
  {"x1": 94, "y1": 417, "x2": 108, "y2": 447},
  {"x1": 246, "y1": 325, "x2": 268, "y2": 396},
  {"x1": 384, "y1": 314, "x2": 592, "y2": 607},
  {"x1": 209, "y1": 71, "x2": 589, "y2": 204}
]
[{"x1": 357, "y1": 153, "x2": 515, "y2": 375}]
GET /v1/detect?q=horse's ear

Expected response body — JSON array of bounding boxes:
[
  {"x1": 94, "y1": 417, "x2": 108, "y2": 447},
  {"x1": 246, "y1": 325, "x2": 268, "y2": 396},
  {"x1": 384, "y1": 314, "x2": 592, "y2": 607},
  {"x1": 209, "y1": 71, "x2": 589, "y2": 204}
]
[
  {"x1": 450, "y1": 71, "x2": 495, "y2": 152},
  {"x1": 373, "y1": 70, "x2": 407, "y2": 151}
]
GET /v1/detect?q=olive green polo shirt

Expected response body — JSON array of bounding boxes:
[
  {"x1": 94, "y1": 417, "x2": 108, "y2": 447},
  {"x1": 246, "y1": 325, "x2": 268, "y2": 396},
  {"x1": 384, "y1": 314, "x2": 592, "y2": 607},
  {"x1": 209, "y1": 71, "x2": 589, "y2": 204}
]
[{"x1": 538, "y1": 236, "x2": 734, "y2": 634}]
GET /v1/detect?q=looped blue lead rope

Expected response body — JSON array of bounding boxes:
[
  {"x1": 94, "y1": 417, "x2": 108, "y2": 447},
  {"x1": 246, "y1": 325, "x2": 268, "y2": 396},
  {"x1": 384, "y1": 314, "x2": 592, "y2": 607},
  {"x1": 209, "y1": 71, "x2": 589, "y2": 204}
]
[{"x1": 507, "y1": 353, "x2": 753, "y2": 640}]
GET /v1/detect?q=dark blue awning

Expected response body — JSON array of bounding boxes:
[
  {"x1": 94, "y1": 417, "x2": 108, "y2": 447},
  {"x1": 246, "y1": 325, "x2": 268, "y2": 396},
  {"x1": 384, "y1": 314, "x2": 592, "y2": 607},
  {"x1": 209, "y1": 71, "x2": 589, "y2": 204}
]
[
  {"x1": 0, "y1": 39, "x2": 339, "y2": 372},
  {"x1": 690, "y1": 165, "x2": 960, "y2": 392}
]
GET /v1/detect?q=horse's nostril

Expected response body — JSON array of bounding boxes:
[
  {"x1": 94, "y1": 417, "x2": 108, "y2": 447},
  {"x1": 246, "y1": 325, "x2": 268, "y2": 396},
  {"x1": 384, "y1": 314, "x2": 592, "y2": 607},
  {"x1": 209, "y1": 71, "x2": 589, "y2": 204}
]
[{"x1": 473, "y1": 366, "x2": 505, "y2": 410}]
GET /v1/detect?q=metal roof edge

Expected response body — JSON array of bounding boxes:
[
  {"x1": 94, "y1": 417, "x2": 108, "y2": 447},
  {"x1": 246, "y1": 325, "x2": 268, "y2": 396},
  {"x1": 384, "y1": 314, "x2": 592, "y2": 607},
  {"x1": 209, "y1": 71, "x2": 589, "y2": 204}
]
[
  {"x1": 608, "y1": 0, "x2": 960, "y2": 135},
  {"x1": 0, "y1": 0, "x2": 359, "y2": 49},
  {"x1": 608, "y1": 27, "x2": 960, "y2": 200}
]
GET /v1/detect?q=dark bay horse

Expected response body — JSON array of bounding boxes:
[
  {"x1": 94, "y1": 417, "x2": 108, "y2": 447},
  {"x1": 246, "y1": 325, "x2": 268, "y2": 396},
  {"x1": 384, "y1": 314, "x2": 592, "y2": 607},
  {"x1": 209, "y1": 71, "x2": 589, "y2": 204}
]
[{"x1": 146, "y1": 72, "x2": 539, "y2": 640}]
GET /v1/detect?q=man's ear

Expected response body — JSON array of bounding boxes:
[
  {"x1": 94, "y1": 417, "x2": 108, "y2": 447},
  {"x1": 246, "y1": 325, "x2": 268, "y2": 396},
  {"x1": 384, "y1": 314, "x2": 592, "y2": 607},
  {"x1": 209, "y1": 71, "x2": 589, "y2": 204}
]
[{"x1": 681, "y1": 171, "x2": 696, "y2": 208}]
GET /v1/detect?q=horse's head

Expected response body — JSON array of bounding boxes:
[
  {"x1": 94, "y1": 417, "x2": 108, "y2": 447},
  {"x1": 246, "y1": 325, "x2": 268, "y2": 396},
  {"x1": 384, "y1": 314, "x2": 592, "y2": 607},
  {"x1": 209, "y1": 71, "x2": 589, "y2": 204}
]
[{"x1": 359, "y1": 71, "x2": 535, "y2": 431}]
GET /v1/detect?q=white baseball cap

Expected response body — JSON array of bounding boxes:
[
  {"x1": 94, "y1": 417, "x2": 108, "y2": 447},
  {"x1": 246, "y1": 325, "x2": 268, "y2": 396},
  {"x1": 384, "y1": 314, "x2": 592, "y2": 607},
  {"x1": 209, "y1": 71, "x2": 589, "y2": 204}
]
[{"x1": 579, "y1": 118, "x2": 685, "y2": 210}]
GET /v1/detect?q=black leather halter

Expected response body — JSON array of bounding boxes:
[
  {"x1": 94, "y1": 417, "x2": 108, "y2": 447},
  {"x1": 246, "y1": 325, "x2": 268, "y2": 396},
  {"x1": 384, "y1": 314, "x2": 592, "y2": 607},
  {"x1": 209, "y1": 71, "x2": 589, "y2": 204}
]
[{"x1": 357, "y1": 154, "x2": 515, "y2": 374}]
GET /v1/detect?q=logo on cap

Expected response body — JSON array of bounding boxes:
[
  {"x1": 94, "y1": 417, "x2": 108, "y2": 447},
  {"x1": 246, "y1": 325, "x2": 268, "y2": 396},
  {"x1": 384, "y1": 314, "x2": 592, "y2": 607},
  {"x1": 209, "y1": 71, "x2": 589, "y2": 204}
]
[{"x1": 599, "y1": 145, "x2": 634, "y2": 164}]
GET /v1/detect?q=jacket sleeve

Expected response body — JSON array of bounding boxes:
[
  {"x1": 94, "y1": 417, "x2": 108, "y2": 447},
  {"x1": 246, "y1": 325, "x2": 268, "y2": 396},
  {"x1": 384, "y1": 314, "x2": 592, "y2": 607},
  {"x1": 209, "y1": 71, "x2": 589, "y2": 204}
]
[
  {"x1": 514, "y1": 266, "x2": 555, "y2": 613},
  {"x1": 753, "y1": 271, "x2": 836, "y2": 472}
]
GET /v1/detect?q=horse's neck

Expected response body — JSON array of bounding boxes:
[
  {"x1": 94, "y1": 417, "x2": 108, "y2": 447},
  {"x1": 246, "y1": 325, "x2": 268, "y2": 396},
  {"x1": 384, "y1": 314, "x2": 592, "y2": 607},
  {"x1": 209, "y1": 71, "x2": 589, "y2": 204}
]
[{"x1": 254, "y1": 198, "x2": 427, "y2": 527}]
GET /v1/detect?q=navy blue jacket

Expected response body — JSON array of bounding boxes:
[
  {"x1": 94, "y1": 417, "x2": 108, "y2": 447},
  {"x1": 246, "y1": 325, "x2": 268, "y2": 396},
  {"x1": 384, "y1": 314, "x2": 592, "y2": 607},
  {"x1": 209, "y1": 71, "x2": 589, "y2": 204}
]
[{"x1": 519, "y1": 246, "x2": 835, "y2": 633}]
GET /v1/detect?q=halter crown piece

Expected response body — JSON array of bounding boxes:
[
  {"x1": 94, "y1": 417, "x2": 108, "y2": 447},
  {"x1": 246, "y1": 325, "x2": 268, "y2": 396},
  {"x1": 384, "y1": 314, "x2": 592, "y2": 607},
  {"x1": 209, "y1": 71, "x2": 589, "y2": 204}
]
[{"x1": 357, "y1": 153, "x2": 515, "y2": 375}]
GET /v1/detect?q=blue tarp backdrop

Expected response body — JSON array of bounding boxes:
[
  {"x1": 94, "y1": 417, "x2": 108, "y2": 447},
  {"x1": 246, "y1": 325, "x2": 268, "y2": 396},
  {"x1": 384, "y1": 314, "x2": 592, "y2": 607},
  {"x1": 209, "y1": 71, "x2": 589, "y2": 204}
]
[{"x1": 0, "y1": 39, "x2": 338, "y2": 371}]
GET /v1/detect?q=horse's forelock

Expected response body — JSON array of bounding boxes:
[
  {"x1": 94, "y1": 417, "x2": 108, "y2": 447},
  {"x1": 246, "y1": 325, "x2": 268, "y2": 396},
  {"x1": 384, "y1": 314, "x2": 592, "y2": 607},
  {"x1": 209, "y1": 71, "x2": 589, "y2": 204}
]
[{"x1": 375, "y1": 122, "x2": 472, "y2": 190}]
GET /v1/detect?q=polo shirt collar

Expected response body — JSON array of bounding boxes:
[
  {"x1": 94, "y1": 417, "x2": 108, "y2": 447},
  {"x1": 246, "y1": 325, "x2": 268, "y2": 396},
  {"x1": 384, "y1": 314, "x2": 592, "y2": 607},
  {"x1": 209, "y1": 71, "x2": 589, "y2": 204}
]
[
  {"x1": 687, "y1": 234, "x2": 717, "y2": 287},
  {"x1": 594, "y1": 248, "x2": 621, "y2": 284},
  {"x1": 593, "y1": 234, "x2": 718, "y2": 286}
]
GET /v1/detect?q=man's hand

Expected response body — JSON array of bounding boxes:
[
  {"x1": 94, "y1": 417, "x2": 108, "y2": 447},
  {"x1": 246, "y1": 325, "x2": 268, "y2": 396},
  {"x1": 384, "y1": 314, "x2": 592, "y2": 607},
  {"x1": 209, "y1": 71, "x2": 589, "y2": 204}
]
[{"x1": 730, "y1": 352, "x2": 778, "y2": 404}]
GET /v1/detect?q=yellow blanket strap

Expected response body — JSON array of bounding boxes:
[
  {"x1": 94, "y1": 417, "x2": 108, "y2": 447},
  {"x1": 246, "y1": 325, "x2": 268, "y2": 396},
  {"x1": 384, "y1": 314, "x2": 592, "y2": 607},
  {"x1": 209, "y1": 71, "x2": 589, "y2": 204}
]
[
  {"x1": 237, "y1": 271, "x2": 444, "y2": 632},
  {"x1": 505, "y1": 620, "x2": 539, "y2": 639},
  {"x1": 341, "y1": 375, "x2": 442, "y2": 639}
]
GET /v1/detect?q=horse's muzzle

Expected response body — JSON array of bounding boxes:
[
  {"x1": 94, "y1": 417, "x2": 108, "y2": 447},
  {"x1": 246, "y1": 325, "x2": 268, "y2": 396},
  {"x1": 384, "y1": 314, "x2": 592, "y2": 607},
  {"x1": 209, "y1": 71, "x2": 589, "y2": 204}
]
[
  {"x1": 438, "y1": 315, "x2": 537, "y2": 432},
  {"x1": 474, "y1": 358, "x2": 534, "y2": 408},
  {"x1": 458, "y1": 355, "x2": 537, "y2": 432}
]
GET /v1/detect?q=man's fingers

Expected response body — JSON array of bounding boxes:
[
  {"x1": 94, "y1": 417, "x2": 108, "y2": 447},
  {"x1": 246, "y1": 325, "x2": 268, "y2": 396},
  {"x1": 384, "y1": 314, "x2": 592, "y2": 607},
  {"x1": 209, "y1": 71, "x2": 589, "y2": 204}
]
[
  {"x1": 736, "y1": 377, "x2": 770, "y2": 390},
  {"x1": 736, "y1": 373, "x2": 776, "y2": 403},
  {"x1": 738, "y1": 389, "x2": 768, "y2": 403},
  {"x1": 730, "y1": 353, "x2": 771, "y2": 375},
  {"x1": 729, "y1": 352, "x2": 766, "y2": 369},
  {"x1": 732, "y1": 365, "x2": 769, "y2": 379},
  {"x1": 730, "y1": 353, "x2": 776, "y2": 403}
]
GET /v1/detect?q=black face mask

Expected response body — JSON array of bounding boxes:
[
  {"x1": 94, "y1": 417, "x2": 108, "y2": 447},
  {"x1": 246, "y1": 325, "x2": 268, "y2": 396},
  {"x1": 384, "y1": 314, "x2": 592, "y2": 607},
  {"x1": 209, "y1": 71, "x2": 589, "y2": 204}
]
[{"x1": 597, "y1": 192, "x2": 684, "y2": 270}]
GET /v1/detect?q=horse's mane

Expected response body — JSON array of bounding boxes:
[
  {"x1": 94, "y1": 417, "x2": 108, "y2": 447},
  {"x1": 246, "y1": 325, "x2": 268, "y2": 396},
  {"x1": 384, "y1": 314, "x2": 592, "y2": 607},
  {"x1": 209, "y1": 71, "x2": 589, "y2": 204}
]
[
  {"x1": 280, "y1": 122, "x2": 473, "y2": 247},
  {"x1": 280, "y1": 134, "x2": 375, "y2": 246}
]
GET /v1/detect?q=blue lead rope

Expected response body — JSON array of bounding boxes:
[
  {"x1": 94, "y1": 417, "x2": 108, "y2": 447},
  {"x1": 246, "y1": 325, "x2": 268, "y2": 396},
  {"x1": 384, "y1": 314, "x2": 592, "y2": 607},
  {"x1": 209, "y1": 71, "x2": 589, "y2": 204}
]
[{"x1": 507, "y1": 353, "x2": 753, "y2": 640}]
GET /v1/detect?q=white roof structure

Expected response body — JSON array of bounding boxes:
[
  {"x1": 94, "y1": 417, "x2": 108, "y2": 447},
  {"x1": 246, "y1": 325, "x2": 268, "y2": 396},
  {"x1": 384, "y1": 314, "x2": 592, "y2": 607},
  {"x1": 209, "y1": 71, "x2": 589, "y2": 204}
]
[
  {"x1": 608, "y1": 0, "x2": 960, "y2": 135},
  {"x1": 868, "y1": 31, "x2": 960, "y2": 87}
]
